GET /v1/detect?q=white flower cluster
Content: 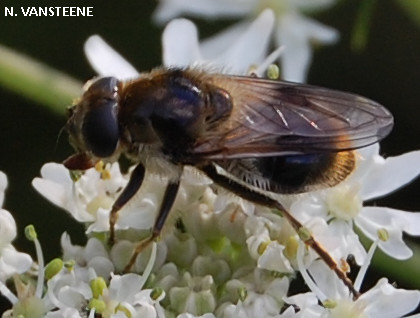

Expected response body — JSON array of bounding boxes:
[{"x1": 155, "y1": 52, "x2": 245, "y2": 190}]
[
  {"x1": 27, "y1": 146, "x2": 420, "y2": 318},
  {"x1": 2, "y1": 1, "x2": 420, "y2": 317}
]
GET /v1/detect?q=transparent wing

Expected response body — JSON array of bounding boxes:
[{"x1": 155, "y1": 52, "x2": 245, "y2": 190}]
[{"x1": 192, "y1": 75, "x2": 393, "y2": 158}]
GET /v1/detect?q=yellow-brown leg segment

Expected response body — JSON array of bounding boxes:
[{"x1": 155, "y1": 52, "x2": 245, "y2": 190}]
[{"x1": 201, "y1": 164, "x2": 360, "y2": 300}]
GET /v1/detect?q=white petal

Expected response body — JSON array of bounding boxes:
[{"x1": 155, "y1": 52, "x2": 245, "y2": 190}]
[
  {"x1": 361, "y1": 150, "x2": 420, "y2": 200},
  {"x1": 258, "y1": 241, "x2": 294, "y2": 273},
  {"x1": 244, "y1": 293, "x2": 281, "y2": 317},
  {"x1": 45, "y1": 308, "x2": 83, "y2": 318},
  {"x1": 323, "y1": 221, "x2": 366, "y2": 265},
  {"x1": 32, "y1": 163, "x2": 75, "y2": 212},
  {"x1": 182, "y1": 201, "x2": 221, "y2": 243},
  {"x1": 112, "y1": 311, "x2": 131, "y2": 318},
  {"x1": 33, "y1": 169, "x2": 96, "y2": 223},
  {"x1": 275, "y1": 13, "x2": 338, "y2": 82},
  {"x1": 40, "y1": 162, "x2": 72, "y2": 185},
  {"x1": 177, "y1": 313, "x2": 216, "y2": 318},
  {"x1": 162, "y1": 19, "x2": 201, "y2": 67},
  {"x1": 153, "y1": 0, "x2": 253, "y2": 24},
  {"x1": 118, "y1": 196, "x2": 157, "y2": 230},
  {"x1": 283, "y1": 292, "x2": 324, "y2": 317},
  {"x1": 246, "y1": 226, "x2": 271, "y2": 260},
  {"x1": 284, "y1": 292, "x2": 318, "y2": 309},
  {"x1": 192, "y1": 256, "x2": 231, "y2": 285},
  {"x1": 86, "y1": 208, "x2": 110, "y2": 233},
  {"x1": 362, "y1": 278, "x2": 420, "y2": 318},
  {"x1": 265, "y1": 276, "x2": 290, "y2": 303},
  {"x1": 308, "y1": 260, "x2": 348, "y2": 299},
  {"x1": 110, "y1": 240, "x2": 136, "y2": 273},
  {"x1": 84, "y1": 35, "x2": 139, "y2": 80},
  {"x1": 165, "y1": 232, "x2": 197, "y2": 267},
  {"x1": 355, "y1": 207, "x2": 393, "y2": 240},
  {"x1": 220, "y1": 303, "x2": 252, "y2": 318},
  {"x1": 83, "y1": 237, "x2": 109, "y2": 260},
  {"x1": 299, "y1": 14, "x2": 339, "y2": 43},
  {"x1": 117, "y1": 207, "x2": 156, "y2": 230},
  {"x1": 130, "y1": 303, "x2": 156, "y2": 318},
  {"x1": 345, "y1": 144, "x2": 380, "y2": 183},
  {"x1": 378, "y1": 228, "x2": 412, "y2": 259},
  {"x1": 0, "y1": 209, "x2": 17, "y2": 244},
  {"x1": 200, "y1": 21, "x2": 250, "y2": 60},
  {"x1": 355, "y1": 207, "x2": 413, "y2": 259},
  {"x1": 57, "y1": 286, "x2": 88, "y2": 308},
  {"x1": 0, "y1": 171, "x2": 8, "y2": 207},
  {"x1": 47, "y1": 267, "x2": 92, "y2": 310},
  {"x1": 32, "y1": 177, "x2": 69, "y2": 211},
  {"x1": 206, "y1": 9, "x2": 275, "y2": 74},
  {"x1": 276, "y1": 15, "x2": 310, "y2": 82},
  {"x1": 0, "y1": 246, "x2": 33, "y2": 278},
  {"x1": 357, "y1": 142, "x2": 380, "y2": 159},
  {"x1": 109, "y1": 273, "x2": 144, "y2": 302},
  {"x1": 385, "y1": 208, "x2": 420, "y2": 235},
  {"x1": 87, "y1": 256, "x2": 114, "y2": 279},
  {"x1": 61, "y1": 232, "x2": 85, "y2": 264},
  {"x1": 291, "y1": 194, "x2": 328, "y2": 223}
]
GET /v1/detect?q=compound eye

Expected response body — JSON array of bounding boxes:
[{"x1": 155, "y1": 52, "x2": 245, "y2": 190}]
[{"x1": 82, "y1": 99, "x2": 119, "y2": 157}]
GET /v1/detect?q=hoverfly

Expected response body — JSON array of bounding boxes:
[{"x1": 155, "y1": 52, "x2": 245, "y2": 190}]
[{"x1": 64, "y1": 68, "x2": 393, "y2": 298}]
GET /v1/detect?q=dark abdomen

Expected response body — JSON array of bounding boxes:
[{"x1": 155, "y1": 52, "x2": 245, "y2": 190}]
[{"x1": 217, "y1": 151, "x2": 355, "y2": 194}]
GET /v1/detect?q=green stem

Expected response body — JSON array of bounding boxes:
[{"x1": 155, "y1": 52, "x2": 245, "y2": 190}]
[
  {"x1": 395, "y1": 0, "x2": 420, "y2": 28},
  {"x1": 351, "y1": 0, "x2": 377, "y2": 52},
  {"x1": 0, "y1": 44, "x2": 83, "y2": 115}
]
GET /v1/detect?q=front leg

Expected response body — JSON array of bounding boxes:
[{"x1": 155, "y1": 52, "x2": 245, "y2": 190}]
[
  {"x1": 109, "y1": 163, "x2": 146, "y2": 245},
  {"x1": 124, "y1": 179, "x2": 181, "y2": 272},
  {"x1": 200, "y1": 163, "x2": 360, "y2": 299}
]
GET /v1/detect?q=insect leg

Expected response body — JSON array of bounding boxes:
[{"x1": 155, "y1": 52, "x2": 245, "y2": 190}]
[
  {"x1": 124, "y1": 180, "x2": 181, "y2": 272},
  {"x1": 109, "y1": 163, "x2": 146, "y2": 245},
  {"x1": 201, "y1": 164, "x2": 360, "y2": 299}
]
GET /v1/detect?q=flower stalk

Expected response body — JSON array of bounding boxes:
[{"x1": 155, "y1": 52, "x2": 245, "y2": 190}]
[{"x1": 0, "y1": 44, "x2": 82, "y2": 115}]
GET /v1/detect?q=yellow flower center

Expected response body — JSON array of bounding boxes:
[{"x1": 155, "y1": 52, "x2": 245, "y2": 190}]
[
  {"x1": 326, "y1": 184, "x2": 362, "y2": 221},
  {"x1": 257, "y1": 0, "x2": 290, "y2": 17},
  {"x1": 327, "y1": 299, "x2": 368, "y2": 318},
  {"x1": 86, "y1": 195, "x2": 114, "y2": 215}
]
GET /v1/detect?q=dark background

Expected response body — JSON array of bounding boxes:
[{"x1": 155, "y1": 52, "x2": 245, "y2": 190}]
[{"x1": 0, "y1": 0, "x2": 420, "y2": 313}]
